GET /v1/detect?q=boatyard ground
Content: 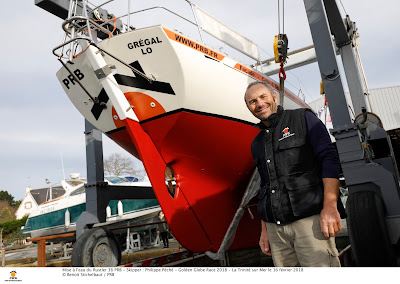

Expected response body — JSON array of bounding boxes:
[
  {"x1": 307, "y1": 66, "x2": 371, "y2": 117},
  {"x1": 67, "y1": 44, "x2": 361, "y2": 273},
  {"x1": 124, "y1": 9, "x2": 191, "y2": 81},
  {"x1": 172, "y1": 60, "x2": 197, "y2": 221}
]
[
  {"x1": 2, "y1": 237, "x2": 276, "y2": 267},
  {"x1": 2, "y1": 239, "x2": 183, "y2": 267}
]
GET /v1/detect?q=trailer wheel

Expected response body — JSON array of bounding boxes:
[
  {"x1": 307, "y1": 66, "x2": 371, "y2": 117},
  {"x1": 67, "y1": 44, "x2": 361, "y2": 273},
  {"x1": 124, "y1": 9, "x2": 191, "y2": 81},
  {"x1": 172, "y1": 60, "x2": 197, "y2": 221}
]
[
  {"x1": 71, "y1": 228, "x2": 121, "y2": 267},
  {"x1": 346, "y1": 190, "x2": 395, "y2": 266}
]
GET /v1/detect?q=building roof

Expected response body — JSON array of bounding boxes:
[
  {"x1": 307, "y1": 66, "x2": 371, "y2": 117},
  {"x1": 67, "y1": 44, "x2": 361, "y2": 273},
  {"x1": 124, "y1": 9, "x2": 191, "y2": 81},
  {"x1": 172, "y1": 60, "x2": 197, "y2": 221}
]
[{"x1": 308, "y1": 85, "x2": 400, "y2": 131}]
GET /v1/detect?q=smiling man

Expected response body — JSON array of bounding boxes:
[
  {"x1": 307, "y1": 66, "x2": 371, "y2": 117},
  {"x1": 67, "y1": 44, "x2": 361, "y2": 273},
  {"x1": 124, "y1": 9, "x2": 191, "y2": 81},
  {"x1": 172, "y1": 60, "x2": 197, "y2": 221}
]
[{"x1": 244, "y1": 81, "x2": 346, "y2": 267}]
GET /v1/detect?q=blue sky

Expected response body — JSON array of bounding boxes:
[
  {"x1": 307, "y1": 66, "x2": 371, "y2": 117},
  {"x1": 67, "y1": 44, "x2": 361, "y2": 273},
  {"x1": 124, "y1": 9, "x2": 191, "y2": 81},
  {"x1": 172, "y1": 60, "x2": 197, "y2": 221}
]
[{"x1": 1, "y1": 0, "x2": 399, "y2": 201}]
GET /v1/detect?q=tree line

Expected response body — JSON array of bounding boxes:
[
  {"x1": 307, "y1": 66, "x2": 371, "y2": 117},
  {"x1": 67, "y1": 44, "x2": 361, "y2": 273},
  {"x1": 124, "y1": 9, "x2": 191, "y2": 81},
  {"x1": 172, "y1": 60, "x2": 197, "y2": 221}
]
[
  {"x1": 104, "y1": 152, "x2": 145, "y2": 178},
  {"x1": 0, "y1": 191, "x2": 21, "y2": 223},
  {"x1": 0, "y1": 190, "x2": 26, "y2": 245}
]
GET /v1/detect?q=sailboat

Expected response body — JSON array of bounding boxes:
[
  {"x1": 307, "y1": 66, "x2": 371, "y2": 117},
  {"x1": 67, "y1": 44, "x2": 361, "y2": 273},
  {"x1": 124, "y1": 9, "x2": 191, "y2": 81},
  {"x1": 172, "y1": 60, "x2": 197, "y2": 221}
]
[{"x1": 53, "y1": 0, "x2": 309, "y2": 253}]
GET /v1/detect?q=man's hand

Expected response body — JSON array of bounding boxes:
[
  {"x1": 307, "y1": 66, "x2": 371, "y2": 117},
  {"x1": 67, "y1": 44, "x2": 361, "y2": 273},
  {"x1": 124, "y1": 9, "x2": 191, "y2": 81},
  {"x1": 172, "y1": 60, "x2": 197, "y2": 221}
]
[
  {"x1": 320, "y1": 205, "x2": 342, "y2": 238},
  {"x1": 259, "y1": 221, "x2": 272, "y2": 256},
  {"x1": 320, "y1": 178, "x2": 342, "y2": 238}
]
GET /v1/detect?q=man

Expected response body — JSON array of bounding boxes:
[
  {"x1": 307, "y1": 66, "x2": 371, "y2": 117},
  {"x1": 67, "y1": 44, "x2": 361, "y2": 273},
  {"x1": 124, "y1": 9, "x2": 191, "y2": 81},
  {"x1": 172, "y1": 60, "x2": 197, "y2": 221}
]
[
  {"x1": 244, "y1": 81, "x2": 346, "y2": 267},
  {"x1": 157, "y1": 211, "x2": 169, "y2": 248}
]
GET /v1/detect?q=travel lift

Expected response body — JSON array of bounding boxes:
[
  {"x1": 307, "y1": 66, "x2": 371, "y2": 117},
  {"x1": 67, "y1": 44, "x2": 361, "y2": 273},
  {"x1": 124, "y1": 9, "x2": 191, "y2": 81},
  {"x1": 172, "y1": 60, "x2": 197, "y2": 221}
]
[
  {"x1": 35, "y1": 0, "x2": 400, "y2": 267},
  {"x1": 303, "y1": 0, "x2": 400, "y2": 266},
  {"x1": 260, "y1": 0, "x2": 400, "y2": 266}
]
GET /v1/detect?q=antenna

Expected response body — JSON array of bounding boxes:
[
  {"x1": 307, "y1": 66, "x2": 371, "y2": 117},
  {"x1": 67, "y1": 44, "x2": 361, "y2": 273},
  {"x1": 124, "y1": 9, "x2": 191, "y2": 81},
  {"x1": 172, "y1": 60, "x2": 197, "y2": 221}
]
[{"x1": 60, "y1": 152, "x2": 66, "y2": 180}]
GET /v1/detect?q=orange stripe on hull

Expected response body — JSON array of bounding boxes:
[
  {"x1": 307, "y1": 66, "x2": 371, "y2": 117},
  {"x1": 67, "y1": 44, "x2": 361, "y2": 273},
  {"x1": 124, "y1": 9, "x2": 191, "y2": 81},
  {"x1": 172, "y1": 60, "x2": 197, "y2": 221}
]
[
  {"x1": 234, "y1": 63, "x2": 309, "y2": 108},
  {"x1": 112, "y1": 92, "x2": 167, "y2": 129},
  {"x1": 163, "y1": 28, "x2": 225, "y2": 61}
]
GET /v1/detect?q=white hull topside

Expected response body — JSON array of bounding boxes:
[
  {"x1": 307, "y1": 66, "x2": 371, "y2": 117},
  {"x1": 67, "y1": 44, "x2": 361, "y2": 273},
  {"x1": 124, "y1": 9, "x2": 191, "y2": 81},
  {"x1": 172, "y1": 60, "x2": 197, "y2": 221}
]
[{"x1": 56, "y1": 25, "x2": 308, "y2": 135}]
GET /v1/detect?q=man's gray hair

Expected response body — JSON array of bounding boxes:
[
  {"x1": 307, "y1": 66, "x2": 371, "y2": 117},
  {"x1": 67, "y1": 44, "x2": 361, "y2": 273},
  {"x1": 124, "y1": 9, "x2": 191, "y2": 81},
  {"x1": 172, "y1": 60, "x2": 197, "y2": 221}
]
[{"x1": 244, "y1": 81, "x2": 276, "y2": 104}]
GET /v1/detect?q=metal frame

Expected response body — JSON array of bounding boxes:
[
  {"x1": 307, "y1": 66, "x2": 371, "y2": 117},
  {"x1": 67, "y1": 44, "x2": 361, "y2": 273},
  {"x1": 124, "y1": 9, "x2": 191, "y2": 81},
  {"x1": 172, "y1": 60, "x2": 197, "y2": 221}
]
[
  {"x1": 303, "y1": 0, "x2": 400, "y2": 245},
  {"x1": 76, "y1": 120, "x2": 157, "y2": 238}
]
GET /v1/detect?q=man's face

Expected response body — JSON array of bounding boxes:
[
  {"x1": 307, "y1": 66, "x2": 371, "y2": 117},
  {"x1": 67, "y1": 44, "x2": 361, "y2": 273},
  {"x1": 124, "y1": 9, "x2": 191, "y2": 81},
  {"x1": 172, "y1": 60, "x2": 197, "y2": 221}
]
[{"x1": 245, "y1": 84, "x2": 278, "y2": 121}]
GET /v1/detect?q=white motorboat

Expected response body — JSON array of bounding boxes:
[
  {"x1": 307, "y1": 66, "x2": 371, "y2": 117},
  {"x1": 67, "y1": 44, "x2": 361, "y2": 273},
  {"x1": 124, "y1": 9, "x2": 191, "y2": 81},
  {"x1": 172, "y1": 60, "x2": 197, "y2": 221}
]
[{"x1": 23, "y1": 175, "x2": 160, "y2": 239}]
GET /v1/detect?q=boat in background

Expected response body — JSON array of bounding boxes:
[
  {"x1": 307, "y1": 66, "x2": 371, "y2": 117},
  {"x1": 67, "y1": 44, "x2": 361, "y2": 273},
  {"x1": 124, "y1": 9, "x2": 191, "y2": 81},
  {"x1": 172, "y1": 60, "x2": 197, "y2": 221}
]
[
  {"x1": 53, "y1": 0, "x2": 309, "y2": 253},
  {"x1": 22, "y1": 174, "x2": 160, "y2": 240}
]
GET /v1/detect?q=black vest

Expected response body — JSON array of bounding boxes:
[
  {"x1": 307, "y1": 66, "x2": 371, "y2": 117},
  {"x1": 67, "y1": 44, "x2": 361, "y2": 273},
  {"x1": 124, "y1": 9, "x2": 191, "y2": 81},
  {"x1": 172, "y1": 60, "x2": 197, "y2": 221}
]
[{"x1": 252, "y1": 107, "x2": 324, "y2": 225}]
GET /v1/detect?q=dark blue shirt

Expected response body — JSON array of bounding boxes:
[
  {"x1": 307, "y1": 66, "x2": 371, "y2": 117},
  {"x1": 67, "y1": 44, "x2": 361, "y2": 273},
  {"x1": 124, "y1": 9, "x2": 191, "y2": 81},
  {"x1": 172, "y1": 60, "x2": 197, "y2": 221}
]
[{"x1": 304, "y1": 110, "x2": 340, "y2": 179}]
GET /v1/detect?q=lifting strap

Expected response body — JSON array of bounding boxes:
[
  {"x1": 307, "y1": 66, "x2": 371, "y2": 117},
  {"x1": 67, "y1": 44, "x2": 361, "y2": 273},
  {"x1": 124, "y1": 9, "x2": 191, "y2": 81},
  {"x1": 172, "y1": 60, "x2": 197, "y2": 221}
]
[
  {"x1": 321, "y1": 80, "x2": 327, "y2": 124},
  {"x1": 205, "y1": 170, "x2": 261, "y2": 262}
]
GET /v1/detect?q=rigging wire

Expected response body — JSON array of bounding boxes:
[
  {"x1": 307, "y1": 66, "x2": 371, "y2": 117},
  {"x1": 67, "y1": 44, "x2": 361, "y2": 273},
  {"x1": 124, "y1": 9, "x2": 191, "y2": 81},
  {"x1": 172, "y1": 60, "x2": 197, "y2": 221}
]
[
  {"x1": 282, "y1": 0, "x2": 285, "y2": 34},
  {"x1": 284, "y1": 70, "x2": 315, "y2": 103},
  {"x1": 275, "y1": 0, "x2": 287, "y2": 105},
  {"x1": 339, "y1": 0, "x2": 348, "y2": 15},
  {"x1": 258, "y1": 46, "x2": 275, "y2": 60},
  {"x1": 277, "y1": 0, "x2": 280, "y2": 35},
  {"x1": 87, "y1": 0, "x2": 115, "y2": 12},
  {"x1": 281, "y1": 76, "x2": 313, "y2": 103},
  {"x1": 278, "y1": 0, "x2": 285, "y2": 34},
  {"x1": 337, "y1": 0, "x2": 372, "y2": 112},
  {"x1": 277, "y1": 0, "x2": 285, "y2": 34}
]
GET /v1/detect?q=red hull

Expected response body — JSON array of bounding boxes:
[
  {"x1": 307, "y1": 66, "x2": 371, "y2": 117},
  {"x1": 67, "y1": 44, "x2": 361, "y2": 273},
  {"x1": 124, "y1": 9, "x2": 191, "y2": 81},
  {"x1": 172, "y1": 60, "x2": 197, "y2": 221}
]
[{"x1": 108, "y1": 110, "x2": 261, "y2": 252}]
